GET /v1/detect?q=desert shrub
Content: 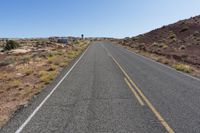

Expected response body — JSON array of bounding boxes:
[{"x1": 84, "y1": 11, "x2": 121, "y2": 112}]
[
  {"x1": 0, "y1": 56, "x2": 16, "y2": 66},
  {"x1": 23, "y1": 67, "x2": 34, "y2": 76},
  {"x1": 37, "y1": 51, "x2": 58, "y2": 59},
  {"x1": 162, "y1": 44, "x2": 168, "y2": 49},
  {"x1": 169, "y1": 33, "x2": 176, "y2": 39},
  {"x1": 47, "y1": 51, "x2": 59, "y2": 57},
  {"x1": 137, "y1": 43, "x2": 145, "y2": 50},
  {"x1": 47, "y1": 56, "x2": 61, "y2": 65},
  {"x1": 67, "y1": 51, "x2": 78, "y2": 59},
  {"x1": 74, "y1": 40, "x2": 80, "y2": 45},
  {"x1": 58, "y1": 62, "x2": 67, "y2": 67},
  {"x1": 10, "y1": 79, "x2": 21, "y2": 88},
  {"x1": 39, "y1": 71, "x2": 57, "y2": 84},
  {"x1": 161, "y1": 26, "x2": 166, "y2": 29},
  {"x1": 156, "y1": 57, "x2": 170, "y2": 65},
  {"x1": 48, "y1": 64, "x2": 57, "y2": 71},
  {"x1": 180, "y1": 21, "x2": 186, "y2": 25},
  {"x1": 193, "y1": 31, "x2": 200, "y2": 37},
  {"x1": 37, "y1": 52, "x2": 47, "y2": 58},
  {"x1": 56, "y1": 50, "x2": 65, "y2": 55},
  {"x1": 173, "y1": 63, "x2": 192, "y2": 73},
  {"x1": 152, "y1": 42, "x2": 159, "y2": 47},
  {"x1": 4, "y1": 40, "x2": 20, "y2": 51},
  {"x1": 179, "y1": 45, "x2": 186, "y2": 50},
  {"x1": 19, "y1": 55, "x2": 31, "y2": 64},
  {"x1": 196, "y1": 38, "x2": 200, "y2": 42}
]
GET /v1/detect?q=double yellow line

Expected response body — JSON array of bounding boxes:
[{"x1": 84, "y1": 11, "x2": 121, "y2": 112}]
[
  {"x1": 124, "y1": 77, "x2": 144, "y2": 106},
  {"x1": 102, "y1": 45, "x2": 174, "y2": 133}
]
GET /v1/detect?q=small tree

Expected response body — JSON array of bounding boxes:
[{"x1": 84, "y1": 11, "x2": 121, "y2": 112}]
[
  {"x1": 4, "y1": 40, "x2": 20, "y2": 51},
  {"x1": 81, "y1": 34, "x2": 84, "y2": 39}
]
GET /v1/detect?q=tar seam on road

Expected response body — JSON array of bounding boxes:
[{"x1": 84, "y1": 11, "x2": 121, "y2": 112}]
[
  {"x1": 101, "y1": 44, "x2": 175, "y2": 133},
  {"x1": 124, "y1": 77, "x2": 144, "y2": 106},
  {"x1": 15, "y1": 46, "x2": 90, "y2": 133}
]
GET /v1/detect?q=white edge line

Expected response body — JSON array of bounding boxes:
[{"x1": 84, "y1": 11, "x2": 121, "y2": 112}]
[
  {"x1": 15, "y1": 46, "x2": 90, "y2": 133},
  {"x1": 114, "y1": 43, "x2": 200, "y2": 82}
]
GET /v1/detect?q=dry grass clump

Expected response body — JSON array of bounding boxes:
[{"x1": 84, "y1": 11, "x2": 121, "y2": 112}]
[
  {"x1": 156, "y1": 57, "x2": 170, "y2": 65},
  {"x1": 47, "y1": 55, "x2": 63, "y2": 66},
  {"x1": 47, "y1": 64, "x2": 57, "y2": 71},
  {"x1": 19, "y1": 55, "x2": 32, "y2": 64},
  {"x1": 23, "y1": 67, "x2": 34, "y2": 76},
  {"x1": 0, "y1": 56, "x2": 16, "y2": 66},
  {"x1": 67, "y1": 51, "x2": 79, "y2": 59},
  {"x1": 10, "y1": 80, "x2": 21, "y2": 88},
  {"x1": 39, "y1": 70, "x2": 57, "y2": 84},
  {"x1": 172, "y1": 63, "x2": 192, "y2": 73}
]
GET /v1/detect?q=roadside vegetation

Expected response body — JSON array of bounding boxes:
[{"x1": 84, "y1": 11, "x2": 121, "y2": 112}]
[
  {"x1": 120, "y1": 45, "x2": 200, "y2": 77},
  {"x1": 0, "y1": 39, "x2": 89, "y2": 127},
  {"x1": 3, "y1": 40, "x2": 20, "y2": 51},
  {"x1": 108, "y1": 15, "x2": 200, "y2": 77},
  {"x1": 172, "y1": 63, "x2": 192, "y2": 73}
]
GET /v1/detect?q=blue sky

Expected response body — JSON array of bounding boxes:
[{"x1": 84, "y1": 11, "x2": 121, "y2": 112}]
[{"x1": 0, "y1": 0, "x2": 200, "y2": 38}]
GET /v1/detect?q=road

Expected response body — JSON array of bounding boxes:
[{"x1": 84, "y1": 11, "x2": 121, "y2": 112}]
[{"x1": 1, "y1": 42, "x2": 200, "y2": 133}]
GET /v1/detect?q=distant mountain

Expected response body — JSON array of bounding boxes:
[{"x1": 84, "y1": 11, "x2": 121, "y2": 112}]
[{"x1": 121, "y1": 15, "x2": 200, "y2": 67}]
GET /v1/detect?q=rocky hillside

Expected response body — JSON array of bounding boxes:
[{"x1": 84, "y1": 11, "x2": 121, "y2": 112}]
[{"x1": 121, "y1": 15, "x2": 200, "y2": 67}]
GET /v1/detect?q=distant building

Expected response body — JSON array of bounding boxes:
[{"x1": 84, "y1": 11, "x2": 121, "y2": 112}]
[
  {"x1": 49, "y1": 37, "x2": 68, "y2": 45},
  {"x1": 57, "y1": 38, "x2": 68, "y2": 44}
]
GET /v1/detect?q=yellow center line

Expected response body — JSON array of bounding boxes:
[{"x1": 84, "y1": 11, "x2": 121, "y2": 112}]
[
  {"x1": 124, "y1": 77, "x2": 144, "y2": 106},
  {"x1": 102, "y1": 45, "x2": 174, "y2": 133}
]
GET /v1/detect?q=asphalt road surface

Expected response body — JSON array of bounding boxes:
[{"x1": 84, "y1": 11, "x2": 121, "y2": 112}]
[{"x1": 1, "y1": 42, "x2": 200, "y2": 133}]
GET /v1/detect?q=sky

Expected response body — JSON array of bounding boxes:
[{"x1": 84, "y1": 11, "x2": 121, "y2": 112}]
[{"x1": 0, "y1": 0, "x2": 200, "y2": 38}]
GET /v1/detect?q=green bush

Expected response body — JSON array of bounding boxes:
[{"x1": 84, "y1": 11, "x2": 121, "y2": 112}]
[{"x1": 4, "y1": 40, "x2": 20, "y2": 51}]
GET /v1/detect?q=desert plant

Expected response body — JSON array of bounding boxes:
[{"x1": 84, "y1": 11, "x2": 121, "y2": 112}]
[
  {"x1": 173, "y1": 63, "x2": 192, "y2": 73},
  {"x1": 48, "y1": 64, "x2": 57, "y2": 71},
  {"x1": 179, "y1": 45, "x2": 186, "y2": 50},
  {"x1": 23, "y1": 67, "x2": 34, "y2": 76},
  {"x1": 10, "y1": 79, "x2": 21, "y2": 88},
  {"x1": 0, "y1": 56, "x2": 16, "y2": 66},
  {"x1": 47, "y1": 55, "x2": 61, "y2": 65},
  {"x1": 169, "y1": 33, "x2": 176, "y2": 39},
  {"x1": 47, "y1": 51, "x2": 59, "y2": 57},
  {"x1": 58, "y1": 62, "x2": 67, "y2": 67},
  {"x1": 4, "y1": 40, "x2": 20, "y2": 51},
  {"x1": 162, "y1": 44, "x2": 168, "y2": 49},
  {"x1": 67, "y1": 51, "x2": 78, "y2": 59},
  {"x1": 39, "y1": 71, "x2": 57, "y2": 84},
  {"x1": 19, "y1": 55, "x2": 31, "y2": 64},
  {"x1": 193, "y1": 31, "x2": 200, "y2": 36}
]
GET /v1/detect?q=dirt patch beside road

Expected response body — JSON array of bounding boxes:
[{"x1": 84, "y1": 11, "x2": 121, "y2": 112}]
[{"x1": 0, "y1": 39, "x2": 89, "y2": 127}]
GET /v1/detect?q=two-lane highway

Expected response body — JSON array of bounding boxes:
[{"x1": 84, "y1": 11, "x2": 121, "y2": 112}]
[{"x1": 1, "y1": 42, "x2": 200, "y2": 133}]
